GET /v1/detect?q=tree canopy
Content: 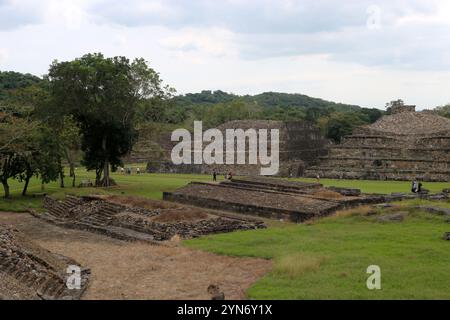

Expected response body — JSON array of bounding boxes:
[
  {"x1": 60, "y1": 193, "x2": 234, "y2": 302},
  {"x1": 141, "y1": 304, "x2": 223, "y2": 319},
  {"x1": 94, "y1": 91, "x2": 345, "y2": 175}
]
[{"x1": 46, "y1": 53, "x2": 173, "y2": 186}]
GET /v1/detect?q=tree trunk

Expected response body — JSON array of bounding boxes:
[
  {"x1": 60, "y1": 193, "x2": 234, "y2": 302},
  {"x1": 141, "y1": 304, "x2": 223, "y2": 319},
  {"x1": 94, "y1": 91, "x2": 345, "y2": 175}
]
[
  {"x1": 60, "y1": 170, "x2": 65, "y2": 188},
  {"x1": 2, "y1": 180, "x2": 10, "y2": 199},
  {"x1": 102, "y1": 135, "x2": 111, "y2": 187},
  {"x1": 95, "y1": 167, "x2": 103, "y2": 187},
  {"x1": 103, "y1": 160, "x2": 110, "y2": 187},
  {"x1": 69, "y1": 163, "x2": 75, "y2": 178},
  {"x1": 72, "y1": 171, "x2": 76, "y2": 188},
  {"x1": 22, "y1": 176, "x2": 31, "y2": 196}
]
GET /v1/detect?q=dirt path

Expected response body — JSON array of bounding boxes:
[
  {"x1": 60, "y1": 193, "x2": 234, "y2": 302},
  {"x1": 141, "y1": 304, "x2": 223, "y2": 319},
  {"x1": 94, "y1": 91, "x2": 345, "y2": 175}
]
[{"x1": 0, "y1": 212, "x2": 271, "y2": 300}]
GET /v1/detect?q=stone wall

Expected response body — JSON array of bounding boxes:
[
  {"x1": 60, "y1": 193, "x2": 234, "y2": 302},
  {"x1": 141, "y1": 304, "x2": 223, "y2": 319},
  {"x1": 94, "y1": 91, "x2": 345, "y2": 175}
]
[{"x1": 144, "y1": 120, "x2": 328, "y2": 177}]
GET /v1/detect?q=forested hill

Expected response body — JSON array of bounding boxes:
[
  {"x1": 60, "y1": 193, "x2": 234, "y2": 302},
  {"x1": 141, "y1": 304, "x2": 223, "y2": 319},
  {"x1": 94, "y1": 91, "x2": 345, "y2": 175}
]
[
  {"x1": 0, "y1": 71, "x2": 42, "y2": 102},
  {"x1": 174, "y1": 90, "x2": 362, "y2": 112}
]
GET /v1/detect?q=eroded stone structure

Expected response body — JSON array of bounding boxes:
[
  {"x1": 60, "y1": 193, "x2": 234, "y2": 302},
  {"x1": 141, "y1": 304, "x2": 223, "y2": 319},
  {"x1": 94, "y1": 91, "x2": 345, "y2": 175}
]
[
  {"x1": 34, "y1": 195, "x2": 265, "y2": 241},
  {"x1": 145, "y1": 120, "x2": 328, "y2": 177},
  {"x1": 306, "y1": 101, "x2": 450, "y2": 181},
  {"x1": 164, "y1": 177, "x2": 388, "y2": 222},
  {"x1": 0, "y1": 225, "x2": 89, "y2": 300}
]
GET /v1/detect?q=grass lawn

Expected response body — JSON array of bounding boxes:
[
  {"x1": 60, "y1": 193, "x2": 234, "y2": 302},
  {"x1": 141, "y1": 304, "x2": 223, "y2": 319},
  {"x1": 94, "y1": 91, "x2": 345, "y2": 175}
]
[
  {"x1": 185, "y1": 207, "x2": 450, "y2": 299},
  {"x1": 1, "y1": 169, "x2": 449, "y2": 299},
  {"x1": 0, "y1": 167, "x2": 218, "y2": 212}
]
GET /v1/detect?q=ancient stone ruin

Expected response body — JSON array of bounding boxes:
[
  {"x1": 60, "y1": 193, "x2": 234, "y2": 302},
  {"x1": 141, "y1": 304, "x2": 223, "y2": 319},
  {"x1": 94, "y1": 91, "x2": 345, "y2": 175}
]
[
  {"x1": 142, "y1": 120, "x2": 328, "y2": 177},
  {"x1": 0, "y1": 225, "x2": 89, "y2": 300},
  {"x1": 306, "y1": 101, "x2": 450, "y2": 181},
  {"x1": 33, "y1": 195, "x2": 265, "y2": 242},
  {"x1": 163, "y1": 177, "x2": 389, "y2": 222}
]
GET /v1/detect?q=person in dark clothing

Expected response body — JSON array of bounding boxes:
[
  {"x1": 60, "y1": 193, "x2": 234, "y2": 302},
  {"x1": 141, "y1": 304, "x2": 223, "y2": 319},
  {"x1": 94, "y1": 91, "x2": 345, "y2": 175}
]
[{"x1": 213, "y1": 170, "x2": 217, "y2": 182}]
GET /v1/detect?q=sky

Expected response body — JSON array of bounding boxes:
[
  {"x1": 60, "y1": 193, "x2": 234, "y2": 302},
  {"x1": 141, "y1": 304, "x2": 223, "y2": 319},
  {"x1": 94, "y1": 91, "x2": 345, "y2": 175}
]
[{"x1": 1, "y1": 0, "x2": 450, "y2": 110}]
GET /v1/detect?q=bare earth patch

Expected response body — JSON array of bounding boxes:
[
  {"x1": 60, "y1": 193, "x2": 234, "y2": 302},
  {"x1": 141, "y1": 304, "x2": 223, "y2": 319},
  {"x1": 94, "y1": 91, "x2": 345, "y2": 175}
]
[{"x1": 0, "y1": 212, "x2": 271, "y2": 300}]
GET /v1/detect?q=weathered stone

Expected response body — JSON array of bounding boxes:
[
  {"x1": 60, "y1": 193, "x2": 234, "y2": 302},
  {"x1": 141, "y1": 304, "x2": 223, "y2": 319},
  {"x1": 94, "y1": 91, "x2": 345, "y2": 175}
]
[
  {"x1": 207, "y1": 284, "x2": 225, "y2": 300},
  {"x1": 306, "y1": 101, "x2": 450, "y2": 182},
  {"x1": 326, "y1": 186, "x2": 361, "y2": 196},
  {"x1": 36, "y1": 195, "x2": 265, "y2": 242},
  {"x1": 415, "y1": 206, "x2": 450, "y2": 216},
  {"x1": 164, "y1": 177, "x2": 388, "y2": 222},
  {"x1": 0, "y1": 225, "x2": 89, "y2": 300},
  {"x1": 373, "y1": 203, "x2": 393, "y2": 209},
  {"x1": 376, "y1": 213, "x2": 406, "y2": 222},
  {"x1": 132, "y1": 120, "x2": 329, "y2": 177}
]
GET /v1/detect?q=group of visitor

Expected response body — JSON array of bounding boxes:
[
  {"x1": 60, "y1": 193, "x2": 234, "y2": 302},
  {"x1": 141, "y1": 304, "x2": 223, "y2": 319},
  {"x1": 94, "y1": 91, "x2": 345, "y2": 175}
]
[
  {"x1": 120, "y1": 167, "x2": 141, "y2": 175},
  {"x1": 212, "y1": 170, "x2": 233, "y2": 182}
]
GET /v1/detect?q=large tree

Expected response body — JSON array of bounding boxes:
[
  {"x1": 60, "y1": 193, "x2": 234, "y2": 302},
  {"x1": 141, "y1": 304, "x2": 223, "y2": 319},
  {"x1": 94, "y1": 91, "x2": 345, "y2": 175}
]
[{"x1": 47, "y1": 53, "x2": 172, "y2": 187}]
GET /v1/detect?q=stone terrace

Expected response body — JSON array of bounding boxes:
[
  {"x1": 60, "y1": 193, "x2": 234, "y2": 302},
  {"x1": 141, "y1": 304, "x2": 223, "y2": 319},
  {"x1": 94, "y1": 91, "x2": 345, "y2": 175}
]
[
  {"x1": 163, "y1": 177, "x2": 387, "y2": 222},
  {"x1": 33, "y1": 195, "x2": 265, "y2": 242}
]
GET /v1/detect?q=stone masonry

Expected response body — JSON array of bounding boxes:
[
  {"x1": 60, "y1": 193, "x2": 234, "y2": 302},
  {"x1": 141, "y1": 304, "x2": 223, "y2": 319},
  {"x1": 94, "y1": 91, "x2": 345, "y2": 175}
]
[
  {"x1": 145, "y1": 120, "x2": 329, "y2": 177},
  {"x1": 306, "y1": 101, "x2": 450, "y2": 182}
]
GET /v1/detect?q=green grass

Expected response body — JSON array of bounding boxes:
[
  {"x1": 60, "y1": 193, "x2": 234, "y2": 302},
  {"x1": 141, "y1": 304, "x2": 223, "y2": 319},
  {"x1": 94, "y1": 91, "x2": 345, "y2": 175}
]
[
  {"x1": 0, "y1": 167, "x2": 218, "y2": 212},
  {"x1": 185, "y1": 208, "x2": 450, "y2": 299}
]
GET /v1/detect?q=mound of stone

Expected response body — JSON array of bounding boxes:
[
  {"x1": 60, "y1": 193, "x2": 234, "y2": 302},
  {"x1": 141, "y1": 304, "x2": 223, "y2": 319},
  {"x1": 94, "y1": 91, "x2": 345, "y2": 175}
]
[
  {"x1": 376, "y1": 212, "x2": 407, "y2": 223},
  {"x1": 0, "y1": 225, "x2": 89, "y2": 300}
]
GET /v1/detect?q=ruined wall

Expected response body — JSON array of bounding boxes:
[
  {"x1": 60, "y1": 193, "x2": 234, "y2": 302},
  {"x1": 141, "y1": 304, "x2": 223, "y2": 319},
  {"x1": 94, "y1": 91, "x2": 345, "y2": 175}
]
[{"x1": 145, "y1": 120, "x2": 328, "y2": 177}]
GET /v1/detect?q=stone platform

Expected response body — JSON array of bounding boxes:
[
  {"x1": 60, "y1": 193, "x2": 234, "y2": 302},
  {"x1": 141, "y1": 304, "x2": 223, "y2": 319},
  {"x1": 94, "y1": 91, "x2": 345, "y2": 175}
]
[
  {"x1": 163, "y1": 177, "x2": 387, "y2": 222},
  {"x1": 33, "y1": 195, "x2": 265, "y2": 242}
]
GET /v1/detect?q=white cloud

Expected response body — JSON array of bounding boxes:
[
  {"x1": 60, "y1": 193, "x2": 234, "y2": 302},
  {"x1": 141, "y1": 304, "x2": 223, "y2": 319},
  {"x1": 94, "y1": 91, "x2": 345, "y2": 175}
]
[
  {"x1": 0, "y1": 0, "x2": 450, "y2": 109},
  {"x1": 159, "y1": 28, "x2": 238, "y2": 61},
  {"x1": 0, "y1": 48, "x2": 8, "y2": 65}
]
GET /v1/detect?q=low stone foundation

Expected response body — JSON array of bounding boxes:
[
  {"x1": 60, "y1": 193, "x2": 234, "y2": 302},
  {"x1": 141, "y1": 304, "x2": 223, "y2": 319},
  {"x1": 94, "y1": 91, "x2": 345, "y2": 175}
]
[
  {"x1": 35, "y1": 195, "x2": 265, "y2": 242},
  {"x1": 164, "y1": 177, "x2": 391, "y2": 222}
]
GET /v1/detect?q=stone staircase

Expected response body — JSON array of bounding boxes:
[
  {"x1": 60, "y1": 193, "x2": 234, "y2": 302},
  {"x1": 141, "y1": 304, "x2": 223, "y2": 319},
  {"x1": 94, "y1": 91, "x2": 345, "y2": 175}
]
[
  {"x1": 36, "y1": 196, "x2": 159, "y2": 243},
  {"x1": 0, "y1": 227, "x2": 90, "y2": 300}
]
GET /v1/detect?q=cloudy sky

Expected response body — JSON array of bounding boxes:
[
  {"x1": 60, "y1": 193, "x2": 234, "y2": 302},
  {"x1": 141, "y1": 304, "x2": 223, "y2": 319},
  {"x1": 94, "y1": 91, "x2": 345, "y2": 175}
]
[{"x1": 1, "y1": 0, "x2": 450, "y2": 109}]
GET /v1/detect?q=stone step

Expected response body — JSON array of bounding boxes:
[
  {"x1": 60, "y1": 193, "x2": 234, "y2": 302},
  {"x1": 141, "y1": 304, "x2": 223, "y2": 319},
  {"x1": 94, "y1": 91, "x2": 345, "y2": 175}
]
[
  {"x1": 229, "y1": 178, "x2": 321, "y2": 192},
  {"x1": 222, "y1": 181, "x2": 306, "y2": 194}
]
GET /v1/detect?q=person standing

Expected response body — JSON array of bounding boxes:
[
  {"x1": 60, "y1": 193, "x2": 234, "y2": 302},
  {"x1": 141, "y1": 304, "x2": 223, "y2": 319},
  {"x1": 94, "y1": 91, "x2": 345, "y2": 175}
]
[
  {"x1": 411, "y1": 179, "x2": 418, "y2": 193},
  {"x1": 213, "y1": 170, "x2": 217, "y2": 182}
]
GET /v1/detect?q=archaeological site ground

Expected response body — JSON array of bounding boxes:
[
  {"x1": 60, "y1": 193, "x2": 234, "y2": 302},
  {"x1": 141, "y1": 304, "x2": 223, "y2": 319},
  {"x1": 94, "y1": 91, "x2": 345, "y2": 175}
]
[{"x1": 1, "y1": 167, "x2": 449, "y2": 300}]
